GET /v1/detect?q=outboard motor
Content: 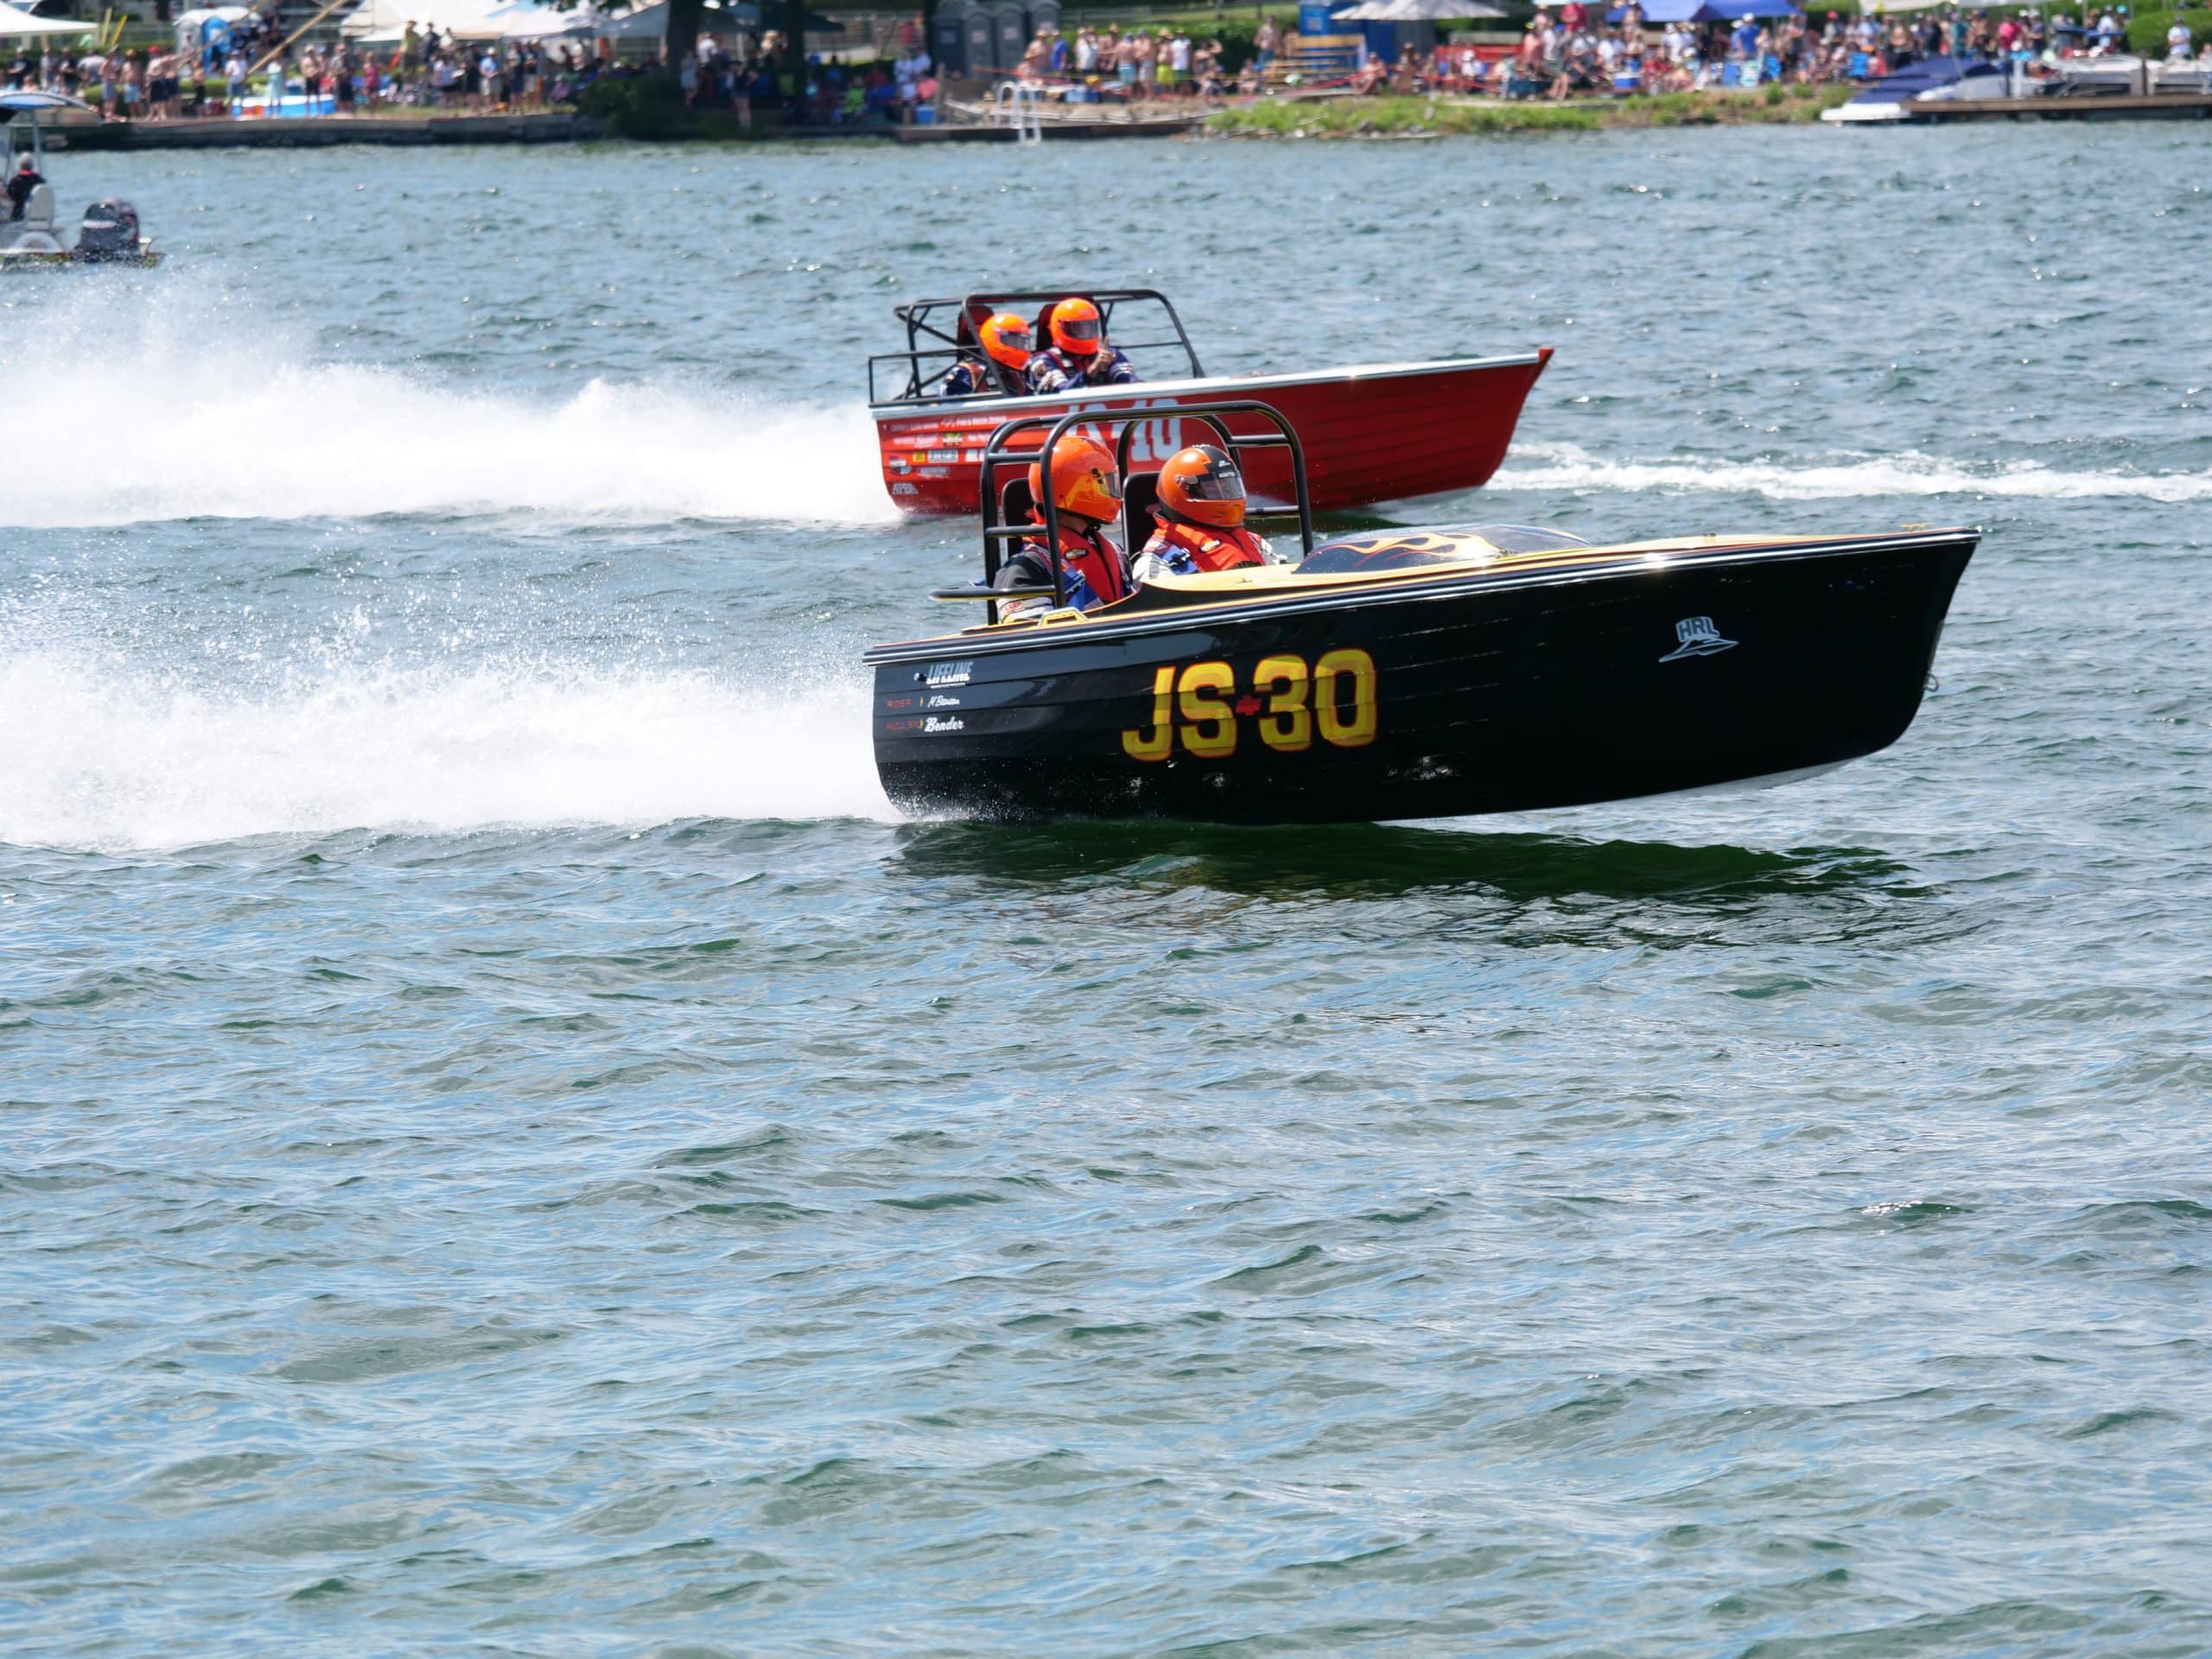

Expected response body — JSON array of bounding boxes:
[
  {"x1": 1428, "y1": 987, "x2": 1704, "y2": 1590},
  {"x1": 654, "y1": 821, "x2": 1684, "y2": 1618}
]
[{"x1": 74, "y1": 199, "x2": 141, "y2": 261}]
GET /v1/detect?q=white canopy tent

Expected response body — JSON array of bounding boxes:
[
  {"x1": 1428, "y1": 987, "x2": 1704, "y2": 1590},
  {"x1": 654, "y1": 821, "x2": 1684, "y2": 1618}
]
[
  {"x1": 173, "y1": 6, "x2": 250, "y2": 49},
  {"x1": 486, "y1": 0, "x2": 595, "y2": 38},
  {"x1": 594, "y1": 0, "x2": 664, "y2": 40},
  {"x1": 574, "y1": 3, "x2": 758, "y2": 45},
  {"x1": 340, "y1": 0, "x2": 588, "y2": 44},
  {"x1": 545, "y1": 2, "x2": 760, "y2": 45},
  {"x1": 0, "y1": 2, "x2": 95, "y2": 39},
  {"x1": 1335, "y1": 0, "x2": 1505, "y2": 17}
]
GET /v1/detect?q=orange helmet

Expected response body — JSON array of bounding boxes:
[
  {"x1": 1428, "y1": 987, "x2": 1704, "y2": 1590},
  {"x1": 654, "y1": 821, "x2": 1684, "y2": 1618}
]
[
  {"x1": 1156, "y1": 444, "x2": 1248, "y2": 530},
  {"x1": 1047, "y1": 296, "x2": 1103, "y2": 358},
  {"x1": 977, "y1": 312, "x2": 1033, "y2": 372},
  {"x1": 1027, "y1": 433, "x2": 1123, "y2": 526}
]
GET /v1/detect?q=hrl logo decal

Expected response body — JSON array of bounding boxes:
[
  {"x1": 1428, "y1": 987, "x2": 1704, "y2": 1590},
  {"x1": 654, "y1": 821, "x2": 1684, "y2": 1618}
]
[{"x1": 1660, "y1": 616, "x2": 1737, "y2": 662}]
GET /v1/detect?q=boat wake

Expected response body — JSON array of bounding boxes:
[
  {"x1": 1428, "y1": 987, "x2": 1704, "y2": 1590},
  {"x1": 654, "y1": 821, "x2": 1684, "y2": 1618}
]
[
  {"x1": 1493, "y1": 442, "x2": 2212, "y2": 504},
  {"x1": 0, "y1": 290, "x2": 897, "y2": 531},
  {"x1": 0, "y1": 652, "x2": 893, "y2": 851}
]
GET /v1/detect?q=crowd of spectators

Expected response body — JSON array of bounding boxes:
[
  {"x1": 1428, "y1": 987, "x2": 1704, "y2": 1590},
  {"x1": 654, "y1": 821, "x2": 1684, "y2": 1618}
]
[
  {"x1": 1384, "y1": 1, "x2": 2208, "y2": 99},
  {"x1": 3, "y1": 21, "x2": 613, "y2": 119},
  {"x1": 4, "y1": 43, "x2": 214, "y2": 118},
  {"x1": 0, "y1": 15, "x2": 938, "y2": 130},
  {"x1": 1011, "y1": 23, "x2": 1247, "y2": 98},
  {"x1": 677, "y1": 33, "x2": 778, "y2": 128},
  {"x1": 772, "y1": 43, "x2": 944, "y2": 124},
  {"x1": 10, "y1": 2, "x2": 2206, "y2": 123}
]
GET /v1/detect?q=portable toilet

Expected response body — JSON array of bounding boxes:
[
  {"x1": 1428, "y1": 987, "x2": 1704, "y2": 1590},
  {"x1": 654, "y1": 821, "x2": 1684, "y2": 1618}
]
[
  {"x1": 932, "y1": 0, "x2": 976, "y2": 73},
  {"x1": 1026, "y1": 0, "x2": 1061, "y2": 51},
  {"x1": 992, "y1": 1, "x2": 1029, "y2": 71}
]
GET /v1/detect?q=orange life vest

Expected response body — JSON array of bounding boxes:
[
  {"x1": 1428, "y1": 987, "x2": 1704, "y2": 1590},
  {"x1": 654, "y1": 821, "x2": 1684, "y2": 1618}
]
[
  {"x1": 1020, "y1": 523, "x2": 1130, "y2": 609},
  {"x1": 1145, "y1": 514, "x2": 1268, "y2": 573}
]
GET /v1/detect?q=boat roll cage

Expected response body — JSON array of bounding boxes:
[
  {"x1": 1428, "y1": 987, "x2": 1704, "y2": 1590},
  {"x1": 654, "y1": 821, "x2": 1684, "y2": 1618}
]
[
  {"x1": 868, "y1": 288, "x2": 1205, "y2": 405},
  {"x1": 3, "y1": 112, "x2": 48, "y2": 175},
  {"x1": 931, "y1": 399, "x2": 1314, "y2": 626}
]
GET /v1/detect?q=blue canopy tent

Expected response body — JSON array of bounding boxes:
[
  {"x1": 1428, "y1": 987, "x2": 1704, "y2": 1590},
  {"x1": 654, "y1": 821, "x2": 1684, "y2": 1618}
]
[{"x1": 1606, "y1": 0, "x2": 1799, "y2": 19}]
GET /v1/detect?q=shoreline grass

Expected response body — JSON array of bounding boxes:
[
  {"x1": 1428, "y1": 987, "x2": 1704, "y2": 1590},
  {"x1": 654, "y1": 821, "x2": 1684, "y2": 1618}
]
[{"x1": 1204, "y1": 85, "x2": 1853, "y2": 137}]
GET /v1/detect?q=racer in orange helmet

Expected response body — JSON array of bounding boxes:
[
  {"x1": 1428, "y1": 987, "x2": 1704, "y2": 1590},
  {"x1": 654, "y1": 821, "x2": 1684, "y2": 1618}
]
[
  {"x1": 1130, "y1": 444, "x2": 1282, "y2": 583},
  {"x1": 993, "y1": 433, "x2": 1131, "y2": 618},
  {"x1": 1025, "y1": 296, "x2": 1141, "y2": 394},
  {"x1": 944, "y1": 312, "x2": 1033, "y2": 397}
]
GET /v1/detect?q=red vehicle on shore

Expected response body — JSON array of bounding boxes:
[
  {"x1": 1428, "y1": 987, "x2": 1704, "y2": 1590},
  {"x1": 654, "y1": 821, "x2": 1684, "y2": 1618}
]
[{"x1": 868, "y1": 289, "x2": 1552, "y2": 517}]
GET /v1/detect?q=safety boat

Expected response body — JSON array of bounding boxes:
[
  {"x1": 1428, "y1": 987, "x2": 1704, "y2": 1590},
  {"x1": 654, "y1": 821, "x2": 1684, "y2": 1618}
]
[
  {"x1": 865, "y1": 402, "x2": 1979, "y2": 825},
  {"x1": 868, "y1": 289, "x2": 1550, "y2": 517},
  {"x1": 1, "y1": 94, "x2": 160, "y2": 270}
]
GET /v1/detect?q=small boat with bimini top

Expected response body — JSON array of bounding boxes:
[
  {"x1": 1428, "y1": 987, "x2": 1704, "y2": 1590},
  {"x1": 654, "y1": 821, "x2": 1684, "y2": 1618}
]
[
  {"x1": 865, "y1": 401, "x2": 1979, "y2": 825},
  {"x1": 1, "y1": 93, "x2": 160, "y2": 270},
  {"x1": 868, "y1": 289, "x2": 1550, "y2": 517}
]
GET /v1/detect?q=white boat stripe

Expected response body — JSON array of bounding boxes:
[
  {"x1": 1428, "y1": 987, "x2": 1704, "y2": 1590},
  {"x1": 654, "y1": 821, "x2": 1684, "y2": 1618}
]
[{"x1": 868, "y1": 353, "x2": 1552, "y2": 420}]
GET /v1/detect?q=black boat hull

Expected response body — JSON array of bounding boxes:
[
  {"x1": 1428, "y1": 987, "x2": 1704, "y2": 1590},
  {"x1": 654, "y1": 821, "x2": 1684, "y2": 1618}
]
[{"x1": 868, "y1": 532, "x2": 1976, "y2": 824}]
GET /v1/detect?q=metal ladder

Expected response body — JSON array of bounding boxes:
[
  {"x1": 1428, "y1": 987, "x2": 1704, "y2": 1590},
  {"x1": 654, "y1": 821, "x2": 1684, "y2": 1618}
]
[{"x1": 992, "y1": 81, "x2": 1044, "y2": 144}]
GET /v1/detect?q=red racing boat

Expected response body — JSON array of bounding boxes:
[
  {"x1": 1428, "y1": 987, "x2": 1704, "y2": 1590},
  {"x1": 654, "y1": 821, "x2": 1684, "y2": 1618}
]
[{"x1": 868, "y1": 289, "x2": 1552, "y2": 517}]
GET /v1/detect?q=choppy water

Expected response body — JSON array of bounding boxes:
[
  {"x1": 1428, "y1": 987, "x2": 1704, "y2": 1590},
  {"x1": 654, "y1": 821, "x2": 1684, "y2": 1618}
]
[{"x1": 4, "y1": 126, "x2": 2210, "y2": 1655}]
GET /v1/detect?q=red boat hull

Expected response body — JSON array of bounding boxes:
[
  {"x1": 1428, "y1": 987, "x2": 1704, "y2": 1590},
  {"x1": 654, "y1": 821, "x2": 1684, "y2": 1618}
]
[{"x1": 872, "y1": 351, "x2": 1553, "y2": 517}]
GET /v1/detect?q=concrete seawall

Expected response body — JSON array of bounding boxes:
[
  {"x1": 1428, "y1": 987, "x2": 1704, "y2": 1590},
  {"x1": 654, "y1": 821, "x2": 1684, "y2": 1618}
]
[
  {"x1": 53, "y1": 114, "x2": 605, "y2": 151},
  {"x1": 45, "y1": 110, "x2": 1201, "y2": 151}
]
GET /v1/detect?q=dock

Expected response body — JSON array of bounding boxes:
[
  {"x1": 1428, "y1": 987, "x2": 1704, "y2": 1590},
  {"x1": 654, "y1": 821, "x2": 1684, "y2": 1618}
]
[
  {"x1": 903, "y1": 112, "x2": 1205, "y2": 142},
  {"x1": 1907, "y1": 92, "x2": 2212, "y2": 121}
]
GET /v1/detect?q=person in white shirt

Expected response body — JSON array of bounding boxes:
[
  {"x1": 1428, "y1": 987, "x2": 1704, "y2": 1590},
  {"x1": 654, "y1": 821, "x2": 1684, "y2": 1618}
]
[{"x1": 2166, "y1": 15, "x2": 2192, "y2": 58}]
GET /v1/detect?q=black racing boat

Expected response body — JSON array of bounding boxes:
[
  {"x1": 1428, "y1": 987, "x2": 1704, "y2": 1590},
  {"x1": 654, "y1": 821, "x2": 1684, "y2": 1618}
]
[{"x1": 865, "y1": 402, "x2": 1978, "y2": 825}]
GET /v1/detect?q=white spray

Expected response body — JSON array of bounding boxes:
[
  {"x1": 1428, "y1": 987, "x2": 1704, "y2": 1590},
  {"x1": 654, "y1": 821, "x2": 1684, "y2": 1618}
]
[
  {"x1": 0, "y1": 284, "x2": 899, "y2": 530},
  {"x1": 0, "y1": 652, "x2": 895, "y2": 851}
]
